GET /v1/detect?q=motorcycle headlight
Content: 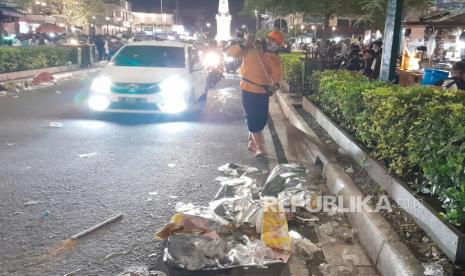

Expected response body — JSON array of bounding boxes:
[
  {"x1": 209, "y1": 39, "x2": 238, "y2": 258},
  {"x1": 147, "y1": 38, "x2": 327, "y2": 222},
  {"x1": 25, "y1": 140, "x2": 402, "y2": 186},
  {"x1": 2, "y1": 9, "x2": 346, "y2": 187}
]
[
  {"x1": 91, "y1": 76, "x2": 112, "y2": 94},
  {"x1": 203, "y1": 52, "x2": 221, "y2": 67},
  {"x1": 225, "y1": 56, "x2": 235, "y2": 62}
]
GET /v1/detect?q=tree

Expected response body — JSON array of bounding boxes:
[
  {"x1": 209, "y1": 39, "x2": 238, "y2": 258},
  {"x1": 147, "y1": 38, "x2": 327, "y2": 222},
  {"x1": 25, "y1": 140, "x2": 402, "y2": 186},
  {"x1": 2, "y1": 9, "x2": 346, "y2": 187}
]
[
  {"x1": 244, "y1": 0, "x2": 432, "y2": 30},
  {"x1": 21, "y1": 0, "x2": 104, "y2": 29}
]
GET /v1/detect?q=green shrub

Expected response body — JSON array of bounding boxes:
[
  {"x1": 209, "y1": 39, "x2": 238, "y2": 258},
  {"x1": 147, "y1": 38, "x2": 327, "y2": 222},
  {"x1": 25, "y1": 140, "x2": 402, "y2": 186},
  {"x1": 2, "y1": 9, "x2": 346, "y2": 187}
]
[
  {"x1": 281, "y1": 53, "x2": 304, "y2": 85},
  {"x1": 312, "y1": 70, "x2": 465, "y2": 226},
  {"x1": 0, "y1": 46, "x2": 75, "y2": 74}
]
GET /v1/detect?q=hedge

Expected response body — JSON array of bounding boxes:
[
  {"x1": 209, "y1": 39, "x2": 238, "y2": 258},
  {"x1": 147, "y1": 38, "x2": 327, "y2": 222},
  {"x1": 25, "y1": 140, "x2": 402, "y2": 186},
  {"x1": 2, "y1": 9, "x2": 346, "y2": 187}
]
[
  {"x1": 281, "y1": 53, "x2": 304, "y2": 85},
  {"x1": 0, "y1": 46, "x2": 76, "y2": 74},
  {"x1": 311, "y1": 70, "x2": 465, "y2": 226}
]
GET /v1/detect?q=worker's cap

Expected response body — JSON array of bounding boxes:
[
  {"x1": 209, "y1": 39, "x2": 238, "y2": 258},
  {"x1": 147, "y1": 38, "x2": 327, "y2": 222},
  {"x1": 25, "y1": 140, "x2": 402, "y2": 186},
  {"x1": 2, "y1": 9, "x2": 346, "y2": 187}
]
[{"x1": 268, "y1": 31, "x2": 285, "y2": 46}]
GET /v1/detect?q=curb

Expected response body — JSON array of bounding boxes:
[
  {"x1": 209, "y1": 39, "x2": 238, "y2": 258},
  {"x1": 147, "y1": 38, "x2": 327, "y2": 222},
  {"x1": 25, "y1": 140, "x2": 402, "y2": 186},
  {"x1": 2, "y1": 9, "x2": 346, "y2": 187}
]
[
  {"x1": 274, "y1": 91, "x2": 424, "y2": 276},
  {"x1": 0, "y1": 65, "x2": 80, "y2": 83}
]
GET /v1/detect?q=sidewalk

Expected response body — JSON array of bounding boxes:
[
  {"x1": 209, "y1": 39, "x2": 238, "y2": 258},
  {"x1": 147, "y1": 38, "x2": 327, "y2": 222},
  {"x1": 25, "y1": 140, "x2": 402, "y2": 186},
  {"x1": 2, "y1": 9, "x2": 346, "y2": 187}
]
[{"x1": 267, "y1": 96, "x2": 379, "y2": 276}]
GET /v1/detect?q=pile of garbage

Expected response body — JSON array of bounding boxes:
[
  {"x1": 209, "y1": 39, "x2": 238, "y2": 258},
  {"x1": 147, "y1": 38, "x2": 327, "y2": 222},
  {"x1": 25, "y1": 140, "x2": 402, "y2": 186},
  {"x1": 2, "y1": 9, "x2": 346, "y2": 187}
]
[{"x1": 155, "y1": 163, "x2": 312, "y2": 271}]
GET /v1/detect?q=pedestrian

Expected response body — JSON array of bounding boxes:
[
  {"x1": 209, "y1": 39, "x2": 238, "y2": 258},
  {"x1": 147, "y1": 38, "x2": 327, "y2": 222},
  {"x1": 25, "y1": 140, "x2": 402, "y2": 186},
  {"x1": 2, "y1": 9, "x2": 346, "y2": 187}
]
[
  {"x1": 368, "y1": 40, "x2": 383, "y2": 79},
  {"x1": 228, "y1": 31, "x2": 284, "y2": 157},
  {"x1": 94, "y1": 35, "x2": 105, "y2": 61},
  {"x1": 435, "y1": 60, "x2": 465, "y2": 91},
  {"x1": 362, "y1": 49, "x2": 376, "y2": 76}
]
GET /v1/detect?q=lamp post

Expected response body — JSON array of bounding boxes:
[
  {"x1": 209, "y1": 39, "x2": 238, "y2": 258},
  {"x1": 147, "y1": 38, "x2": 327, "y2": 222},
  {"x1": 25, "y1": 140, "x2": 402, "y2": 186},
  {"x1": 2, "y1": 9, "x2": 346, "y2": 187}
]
[
  {"x1": 160, "y1": 0, "x2": 165, "y2": 31},
  {"x1": 300, "y1": 25, "x2": 305, "y2": 39},
  {"x1": 255, "y1": 10, "x2": 259, "y2": 32},
  {"x1": 105, "y1": 17, "x2": 110, "y2": 35}
]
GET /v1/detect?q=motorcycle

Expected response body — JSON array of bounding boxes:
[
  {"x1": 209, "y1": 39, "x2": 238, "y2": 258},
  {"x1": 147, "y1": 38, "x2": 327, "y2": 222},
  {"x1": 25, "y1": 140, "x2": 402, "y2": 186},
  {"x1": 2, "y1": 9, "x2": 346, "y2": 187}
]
[
  {"x1": 224, "y1": 54, "x2": 241, "y2": 74},
  {"x1": 202, "y1": 50, "x2": 224, "y2": 88}
]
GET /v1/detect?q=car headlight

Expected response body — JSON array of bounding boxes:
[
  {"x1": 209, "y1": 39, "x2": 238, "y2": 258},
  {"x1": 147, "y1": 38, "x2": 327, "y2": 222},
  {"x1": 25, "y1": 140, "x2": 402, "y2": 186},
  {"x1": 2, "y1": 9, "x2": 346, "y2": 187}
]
[
  {"x1": 91, "y1": 76, "x2": 112, "y2": 94},
  {"x1": 203, "y1": 52, "x2": 221, "y2": 67},
  {"x1": 160, "y1": 75, "x2": 189, "y2": 93},
  {"x1": 88, "y1": 94, "x2": 110, "y2": 111},
  {"x1": 159, "y1": 75, "x2": 190, "y2": 113}
]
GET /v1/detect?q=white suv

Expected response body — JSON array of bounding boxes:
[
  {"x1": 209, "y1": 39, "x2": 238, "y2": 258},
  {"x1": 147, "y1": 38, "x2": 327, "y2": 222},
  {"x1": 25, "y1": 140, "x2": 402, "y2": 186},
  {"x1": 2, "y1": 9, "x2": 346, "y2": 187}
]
[{"x1": 88, "y1": 41, "x2": 208, "y2": 114}]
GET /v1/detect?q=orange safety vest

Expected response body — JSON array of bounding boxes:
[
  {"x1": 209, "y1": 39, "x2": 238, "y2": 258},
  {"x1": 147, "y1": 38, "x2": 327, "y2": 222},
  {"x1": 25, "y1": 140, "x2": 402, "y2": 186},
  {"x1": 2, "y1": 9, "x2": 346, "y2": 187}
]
[{"x1": 228, "y1": 44, "x2": 283, "y2": 94}]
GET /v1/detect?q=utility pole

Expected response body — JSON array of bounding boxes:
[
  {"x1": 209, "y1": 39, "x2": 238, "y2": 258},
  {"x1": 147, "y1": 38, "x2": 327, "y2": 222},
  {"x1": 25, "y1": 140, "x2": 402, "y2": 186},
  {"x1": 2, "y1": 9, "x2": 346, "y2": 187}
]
[
  {"x1": 160, "y1": 0, "x2": 164, "y2": 31},
  {"x1": 380, "y1": 0, "x2": 404, "y2": 82}
]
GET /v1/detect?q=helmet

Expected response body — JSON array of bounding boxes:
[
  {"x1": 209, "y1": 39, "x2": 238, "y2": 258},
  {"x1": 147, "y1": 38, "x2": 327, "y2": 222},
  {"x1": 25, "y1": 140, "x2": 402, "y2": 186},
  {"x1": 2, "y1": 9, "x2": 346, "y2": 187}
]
[{"x1": 268, "y1": 31, "x2": 285, "y2": 46}]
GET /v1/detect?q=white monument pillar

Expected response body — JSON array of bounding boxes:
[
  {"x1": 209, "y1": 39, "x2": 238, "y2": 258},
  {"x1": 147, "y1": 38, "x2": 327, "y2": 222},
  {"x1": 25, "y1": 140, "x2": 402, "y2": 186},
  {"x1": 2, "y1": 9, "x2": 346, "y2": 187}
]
[{"x1": 216, "y1": 0, "x2": 231, "y2": 42}]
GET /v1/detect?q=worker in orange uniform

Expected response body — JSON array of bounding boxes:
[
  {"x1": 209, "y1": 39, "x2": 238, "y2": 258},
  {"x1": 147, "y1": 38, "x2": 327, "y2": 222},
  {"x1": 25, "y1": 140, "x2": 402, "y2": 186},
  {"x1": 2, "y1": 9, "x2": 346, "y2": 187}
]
[{"x1": 228, "y1": 31, "x2": 284, "y2": 157}]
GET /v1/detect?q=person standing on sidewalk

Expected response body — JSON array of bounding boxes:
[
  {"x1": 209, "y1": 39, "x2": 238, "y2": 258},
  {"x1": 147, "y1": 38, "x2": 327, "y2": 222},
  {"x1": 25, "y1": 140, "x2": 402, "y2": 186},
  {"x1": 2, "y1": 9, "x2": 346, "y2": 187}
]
[{"x1": 228, "y1": 31, "x2": 284, "y2": 157}]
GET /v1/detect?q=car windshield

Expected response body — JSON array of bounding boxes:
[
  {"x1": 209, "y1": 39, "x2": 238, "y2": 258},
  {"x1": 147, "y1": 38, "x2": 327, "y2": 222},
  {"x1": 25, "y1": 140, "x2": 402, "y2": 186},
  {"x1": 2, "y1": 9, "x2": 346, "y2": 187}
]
[{"x1": 113, "y1": 45, "x2": 185, "y2": 68}]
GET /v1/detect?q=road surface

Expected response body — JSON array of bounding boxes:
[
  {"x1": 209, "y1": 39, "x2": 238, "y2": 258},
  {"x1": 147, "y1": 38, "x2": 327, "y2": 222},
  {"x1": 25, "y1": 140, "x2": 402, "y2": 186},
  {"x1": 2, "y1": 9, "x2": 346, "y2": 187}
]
[{"x1": 0, "y1": 76, "x2": 282, "y2": 275}]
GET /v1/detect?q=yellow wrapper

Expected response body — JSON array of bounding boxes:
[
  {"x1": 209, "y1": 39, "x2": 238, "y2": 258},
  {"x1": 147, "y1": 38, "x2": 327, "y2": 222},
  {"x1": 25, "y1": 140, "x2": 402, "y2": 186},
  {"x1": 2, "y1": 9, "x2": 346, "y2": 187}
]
[{"x1": 261, "y1": 202, "x2": 292, "y2": 252}]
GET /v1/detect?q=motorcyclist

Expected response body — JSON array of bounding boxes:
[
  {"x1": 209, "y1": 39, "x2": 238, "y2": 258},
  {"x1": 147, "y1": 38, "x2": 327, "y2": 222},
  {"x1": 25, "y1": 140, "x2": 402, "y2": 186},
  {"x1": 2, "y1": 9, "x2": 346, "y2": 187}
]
[{"x1": 227, "y1": 31, "x2": 284, "y2": 157}]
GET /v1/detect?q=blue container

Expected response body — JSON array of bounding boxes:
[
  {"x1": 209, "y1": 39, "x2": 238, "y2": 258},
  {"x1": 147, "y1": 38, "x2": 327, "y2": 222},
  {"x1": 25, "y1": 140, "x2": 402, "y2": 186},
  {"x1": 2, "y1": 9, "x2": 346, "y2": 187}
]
[{"x1": 421, "y1": 68, "x2": 449, "y2": 85}]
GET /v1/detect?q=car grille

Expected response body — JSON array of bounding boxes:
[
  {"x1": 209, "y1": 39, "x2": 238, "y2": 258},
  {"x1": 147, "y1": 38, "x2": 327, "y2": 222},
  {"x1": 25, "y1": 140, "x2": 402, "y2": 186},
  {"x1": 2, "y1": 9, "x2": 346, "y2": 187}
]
[
  {"x1": 109, "y1": 102, "x2": 160, "y2": 111},
  {"x1": 111, "y1": 83, "x2": 161, "y2": 94}
]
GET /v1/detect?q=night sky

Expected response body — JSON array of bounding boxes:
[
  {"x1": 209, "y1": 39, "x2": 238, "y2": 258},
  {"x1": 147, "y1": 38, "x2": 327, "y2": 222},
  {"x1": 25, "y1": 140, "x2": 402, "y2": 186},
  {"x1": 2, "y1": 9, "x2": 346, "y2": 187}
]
[
  {"x1": 131, "y1": 0, "x2": 250, "y2": 31},
  {"x1": 131, "y1": 0, "x2": 245, "y2": 16}
]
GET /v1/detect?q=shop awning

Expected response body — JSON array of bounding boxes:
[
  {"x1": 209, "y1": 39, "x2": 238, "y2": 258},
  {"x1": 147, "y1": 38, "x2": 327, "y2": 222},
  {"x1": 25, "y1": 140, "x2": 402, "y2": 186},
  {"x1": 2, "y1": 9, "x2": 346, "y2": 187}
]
[
  {"x1": 0, "y1": 7, "x2": 24, "y2": 18},
  {"x1": 404, "y1": 10, "x2": 465, "y2": 27}
]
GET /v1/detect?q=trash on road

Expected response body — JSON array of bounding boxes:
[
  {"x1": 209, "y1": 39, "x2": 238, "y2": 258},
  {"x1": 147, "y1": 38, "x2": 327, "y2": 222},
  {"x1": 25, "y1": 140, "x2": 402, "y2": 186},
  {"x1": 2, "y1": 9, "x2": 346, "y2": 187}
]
[
  {"x1": 104, "y1": 251, "x2": 129, "y2": 260},
  {"x1": 290, "y1": 231, "x2": 320, "y2": 259},
  {"x1": 48, "y1": 122, "x2": 64, "y2": 128},
  {"x1": 117, "y1": 266, "x2": 149, "y2": 276},
  {"x1": 32, "y1": 72, "x2": 55, "y2": 86},
  {"x1": 218, "y1": 163, "x2": 259, "y2": 177},
  {"x1": 22, "y1": 200, "x2": 41, "y2": 206},
  {"x1": 78, "y1": 152, "x2": 97, "y2": 158},
  {"x1": 56, "y1": 91, "x2": 62, "y2": 94},
  {"x1": 63, "y1": 268, "x2": 82, "y2": 276},
  {"x1": 168, "y1": 163, "x2": 176, "y2": 168},
  {"x1": 149, "y1": 192, "x2": 158, "y2": 196},
  {"x1": 156, "y1": 163, "x2": 313, "y2": 271},
  {"x1": 70, "y1": 213, "x2": 123, "y2": 240},
  {"x1": 4, "y1": 143, "x2": 15, "y2": 147}
]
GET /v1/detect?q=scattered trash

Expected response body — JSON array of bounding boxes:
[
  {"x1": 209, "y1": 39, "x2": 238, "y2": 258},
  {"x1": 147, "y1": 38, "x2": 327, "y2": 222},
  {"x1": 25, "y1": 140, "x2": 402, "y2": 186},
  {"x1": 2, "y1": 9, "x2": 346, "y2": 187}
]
[
  {"x1": 295, "y1": 214, "x2": 319, "y2": 223},
  {"x1": 342, "y1": 248, "x2": 360, "y2": 266},
  {"x1": 40, "y1": 211, "x2": 51, "y2": 219},
  {"x1": 318, "y1": 222, "x2": 339, "y2": 236},
  {"x1": 218, "y1": 163, "x2": 259, "y2": 177},
  {"x1": 117, "y1": 266, "x2": 149, "y2": 276},
  {"x1": 13, "y1": 212, "x2": 24, "y2": 215},
  {"x1": 169, "y1": 195, "x2": 178, "y2": 199},
  {"x1": 78, "y1": 152, "x2": 97, "y2": 158},
  {"x1": 104, "y1": 251, "x2": 129, "y2": 260},
  {"x1": 56, "y1": 91, "x2": 62, "y2": 94},
  {"x1": 64, "y1": 268, "x2": 82, "y2": 276},
  {"x1": 4, "y1": 143, "x2": 15, "y2": 147},
  {"x1": 423, "y1": 261, "x2": 445, "y2": 276},
  {"x1": 22, "y1": 200, "x2": 41, "y2": 206},
  {"x1": 422, "y1": 236, "x2": 430, "y2": 243},
  {"x1": 168, "y1": 163, "x2": 176, "y2": 168},
  {"x1": 345, "y1": 167, "x2": 355, "y2": 174},
  {"x1": 337, "y1": 228, "x2": 357, "y2": 243},
  {"x1": 146, "y1": 198, "x2": 153, "y2": 202},
  {"x1": 292, "y1": 235, "x2": 320, "y2": 259},
  {"x1": 149, "y1": 192, "x2": 158, "y2": 196},
  {"x1": 69, "y1": 213, "x2": 123, "y2": 240},
  {"x1": 149, "y1": 271, "x2": 167, "y2": 276},
  {"x1": 32, "y1": 72, "x2": 55, "y2": 86},
  {"x1": 261, "y1": 164, "x2": 307, "y2": 200},
  {"x1": 48, "y1": 122, "x2": 64, "y2": 128},
  {"x1": 175, "y1": 202, "x2": 195, "y2": 212},
  {"x1": 12, "y1": 95, "x2": 19, "y2": 98},
  {"x1": 214, "y1": 176, "x2": 232, "y2": 182},
  {"x1": 0, "y1": 91, "x2": 7, "y2": 97}
]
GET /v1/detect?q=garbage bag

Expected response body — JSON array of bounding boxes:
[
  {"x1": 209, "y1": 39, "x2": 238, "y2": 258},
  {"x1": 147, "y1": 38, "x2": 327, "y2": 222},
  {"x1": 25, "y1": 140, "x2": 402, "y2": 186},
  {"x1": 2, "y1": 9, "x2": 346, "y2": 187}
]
[
  {"x1": 261, "y1": 164, "x2": 308, "y2": 198},
  {"x1": 210, "y1": 194, "x2": 262, "y2": 226}
]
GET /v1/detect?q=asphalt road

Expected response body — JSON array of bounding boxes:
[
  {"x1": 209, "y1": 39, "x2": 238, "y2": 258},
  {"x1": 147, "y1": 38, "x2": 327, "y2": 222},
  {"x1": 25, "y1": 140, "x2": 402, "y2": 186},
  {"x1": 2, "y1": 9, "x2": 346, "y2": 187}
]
[{"x1": 0, "y1": 76, "x2": 282, "y2": 276}]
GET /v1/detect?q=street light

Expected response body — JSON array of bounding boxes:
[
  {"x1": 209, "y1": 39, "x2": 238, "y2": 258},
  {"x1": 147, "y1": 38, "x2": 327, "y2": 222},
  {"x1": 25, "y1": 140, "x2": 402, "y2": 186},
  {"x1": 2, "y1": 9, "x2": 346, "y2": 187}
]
[
  {"x1": 206, "y1": 22, "x2": 211, "y2": 28},
  {"x1": 311, "y1": 25, "x2": 316, "y2": 39},
  {"x1": 105, "y1": 17, "x2": 110, "y2": 35},
  {"x1": 254, "y1": 10, "x2": 259, "y2": 31}
]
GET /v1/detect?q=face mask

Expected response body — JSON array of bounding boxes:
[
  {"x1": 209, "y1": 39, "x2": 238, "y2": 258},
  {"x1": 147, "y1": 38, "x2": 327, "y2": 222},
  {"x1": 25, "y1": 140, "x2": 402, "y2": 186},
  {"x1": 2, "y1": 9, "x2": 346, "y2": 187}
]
[{"x1": 267, "y1": 41, "x2": 279, "y2": 52}]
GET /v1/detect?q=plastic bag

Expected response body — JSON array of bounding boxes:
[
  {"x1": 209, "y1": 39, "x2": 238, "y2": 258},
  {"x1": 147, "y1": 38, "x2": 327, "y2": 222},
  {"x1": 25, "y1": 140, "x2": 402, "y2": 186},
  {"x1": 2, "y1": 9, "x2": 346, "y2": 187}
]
[
  {"x1": 261, "y1": 202, "x2": 292, "y2": 252},
  {"x1": 261, "y1": 164, "x2": 307, "y2": 198},
  {"x1": 218, "y1": 163, "x2": 259, "y2": 177}
]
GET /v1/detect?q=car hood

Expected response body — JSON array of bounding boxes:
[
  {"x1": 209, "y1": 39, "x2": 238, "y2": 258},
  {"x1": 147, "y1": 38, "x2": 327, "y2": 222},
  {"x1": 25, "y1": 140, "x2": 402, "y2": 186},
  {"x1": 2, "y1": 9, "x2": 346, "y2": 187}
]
[{"x1": 101, "y1": 65, "x2": 188, "y2": 83}]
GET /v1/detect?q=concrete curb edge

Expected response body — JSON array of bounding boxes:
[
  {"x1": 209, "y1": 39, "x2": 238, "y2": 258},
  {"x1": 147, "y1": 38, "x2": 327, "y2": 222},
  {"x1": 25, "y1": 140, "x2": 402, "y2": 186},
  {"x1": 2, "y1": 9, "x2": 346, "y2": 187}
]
[{"x1": 275, "y1": 91, "x2": 424, "y2": 276}]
